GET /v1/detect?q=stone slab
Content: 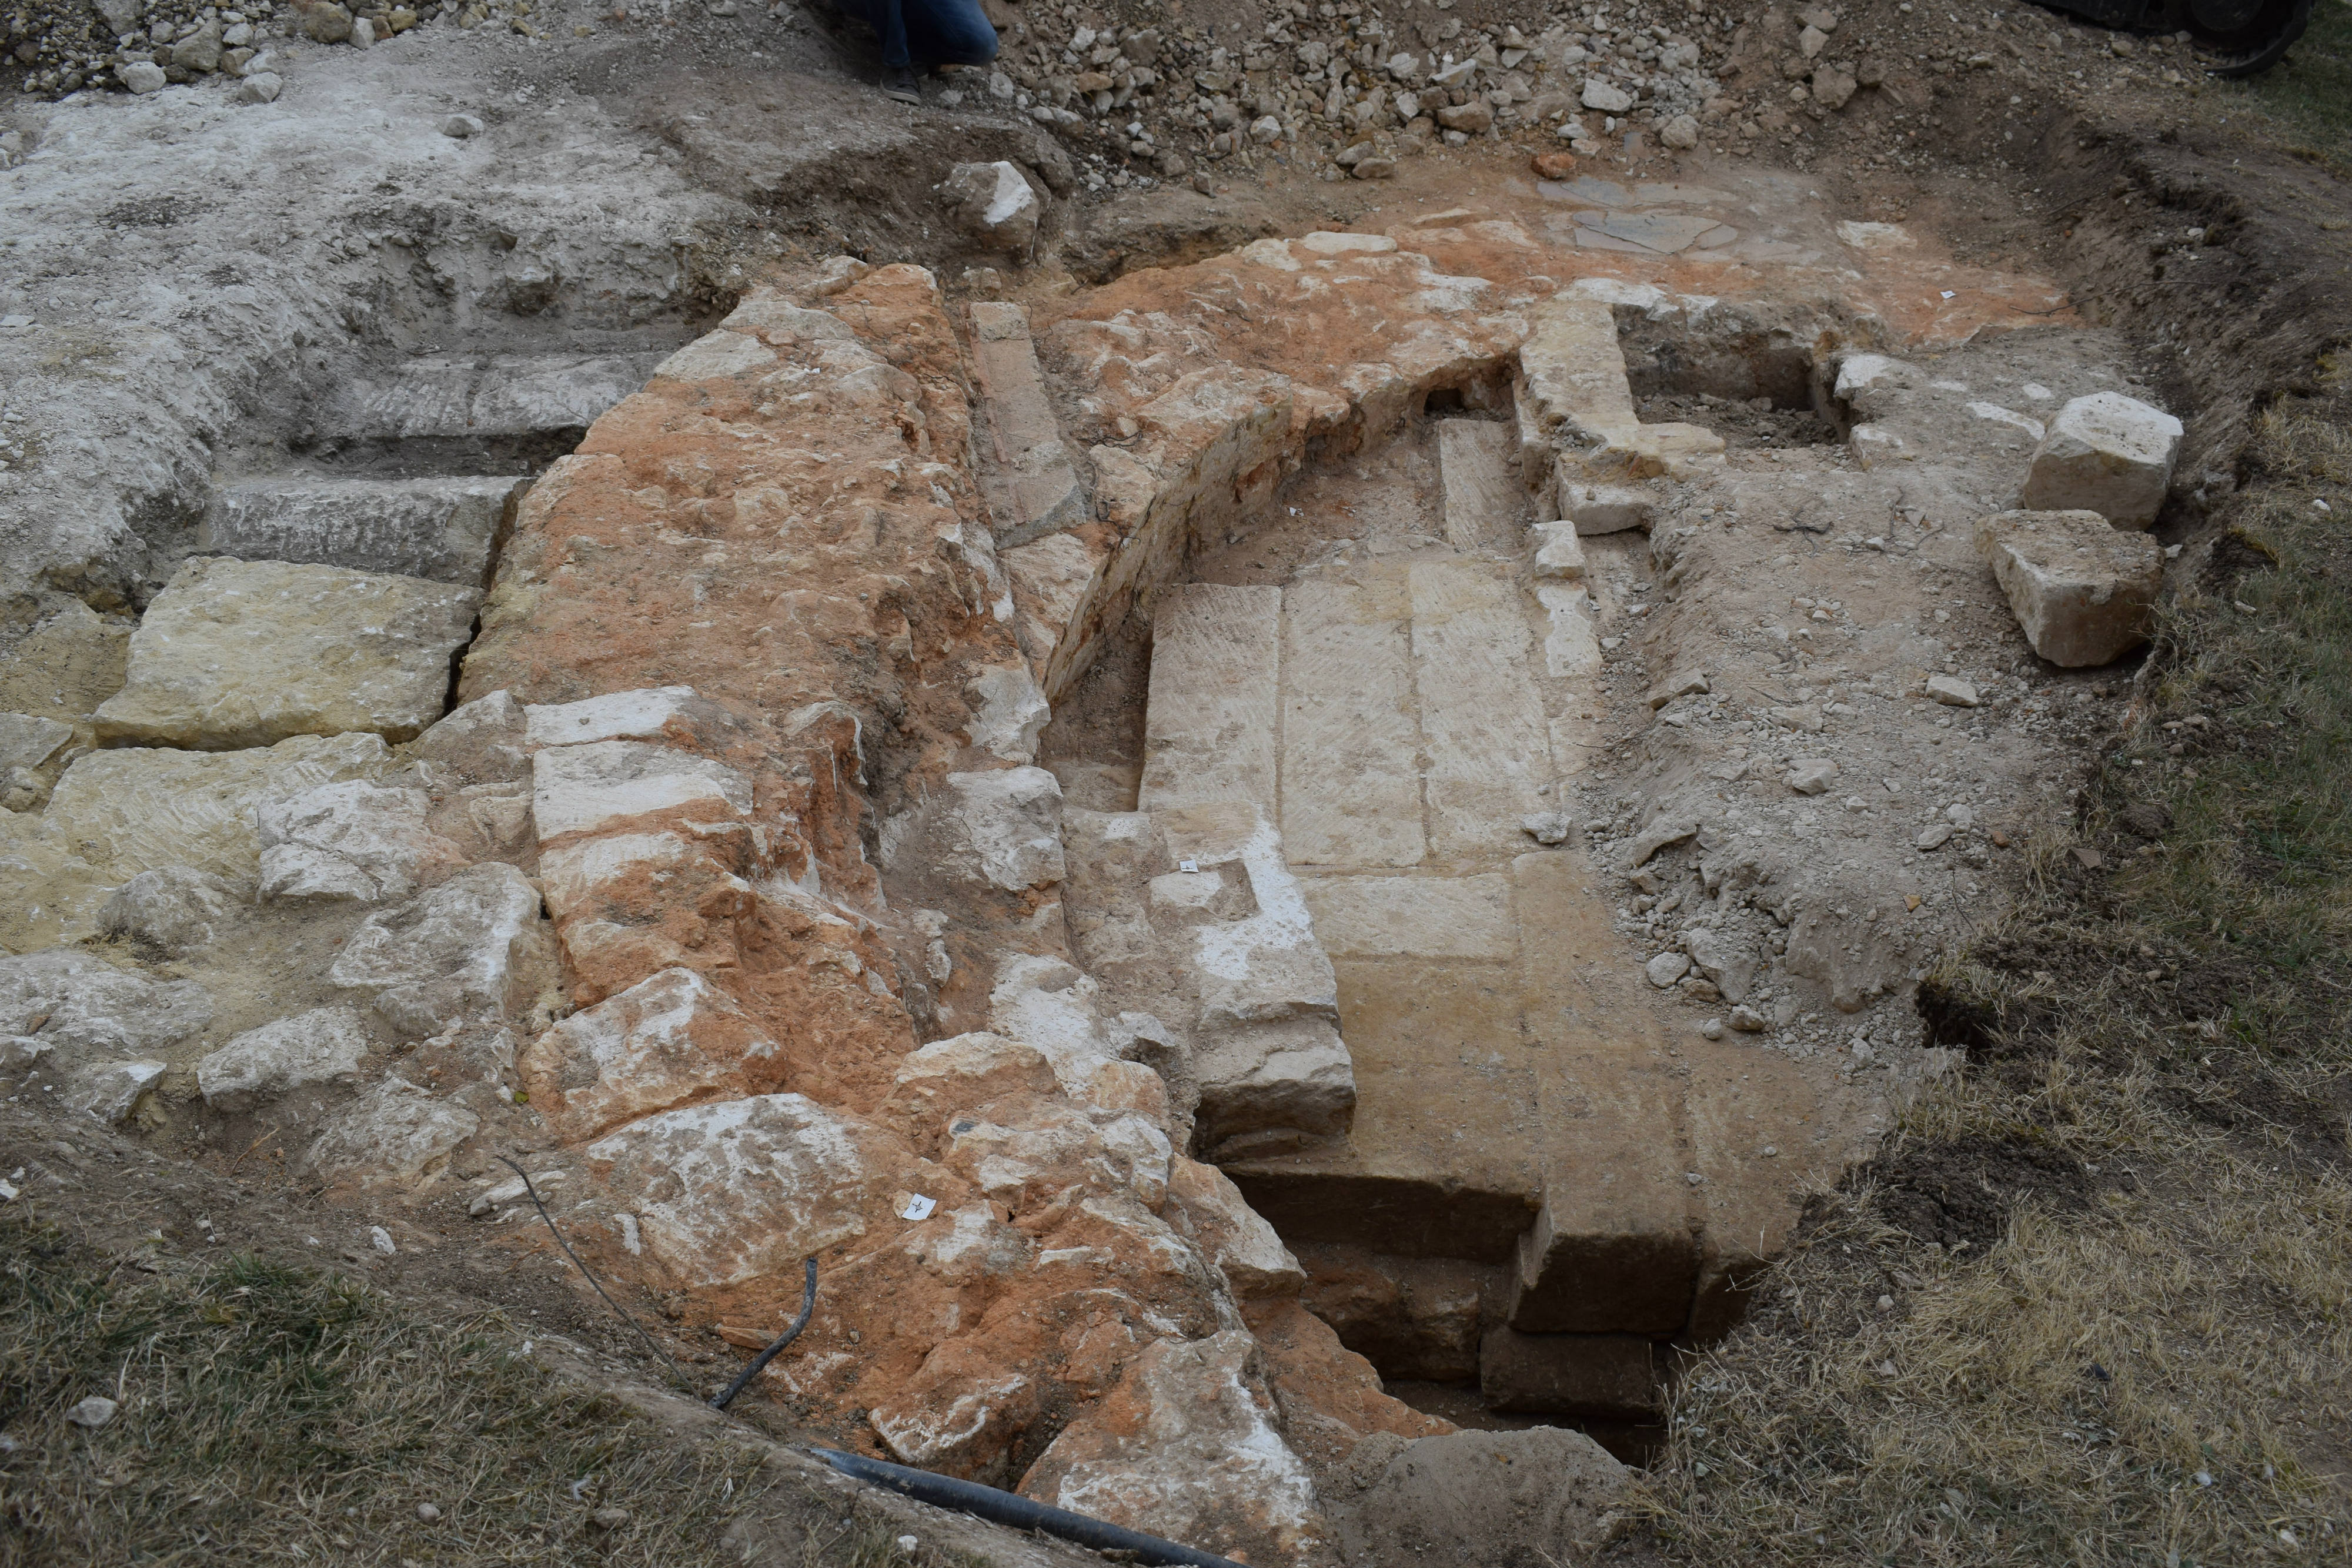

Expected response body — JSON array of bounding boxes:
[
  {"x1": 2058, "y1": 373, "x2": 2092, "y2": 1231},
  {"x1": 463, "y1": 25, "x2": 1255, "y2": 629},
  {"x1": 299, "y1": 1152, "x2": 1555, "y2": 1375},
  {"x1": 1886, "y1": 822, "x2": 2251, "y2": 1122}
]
[
  {"x1": 1408, "y1": 561, "x2": 1553, "y2": 861},
  {"x1": 1225, "y1": 958, "x2": 1542, "y2": 1262},
  {"x1": 1301, "y1": 874, "x2": 1516, "y2": 960},
  {"x1": 1436, "y1": 419, "x2": 1520, "y2": 551},
  {"x1": 202, "y1": 476, "x2": 526, "y2": 587},
  {"x1": 1277, "y1": 573, "x2": 1425, "y2": 868},
  {"x1": 45, "y1": 732, "x2": 390, "y2": 884},
  {"x1": 1510, "y1": 851, "x2": 1697, "y2": 1335},
  {"x1": 1138, "y1": 583, "x2": 1281, "y2": 813},
  {"x1": 94, "y1": 557, "x2": 479, "y2": 750},
  {"x1": 969, "y1": 302, "x2": 1087, "y2": 546},
  {"x1": 327, "y1": 352, "x2": 665, "y2": 441}
]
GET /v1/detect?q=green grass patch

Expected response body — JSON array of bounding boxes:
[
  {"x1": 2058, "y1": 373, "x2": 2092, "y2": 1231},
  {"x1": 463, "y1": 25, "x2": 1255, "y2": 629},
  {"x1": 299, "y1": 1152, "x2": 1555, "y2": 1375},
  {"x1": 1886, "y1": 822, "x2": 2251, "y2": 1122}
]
[
  {"x1": 0, "y1": 1216, "x2": 934, "y2": 1566},
  {"x1": 2216, "y1": 0, "x2": 2352, "y2": 170}
]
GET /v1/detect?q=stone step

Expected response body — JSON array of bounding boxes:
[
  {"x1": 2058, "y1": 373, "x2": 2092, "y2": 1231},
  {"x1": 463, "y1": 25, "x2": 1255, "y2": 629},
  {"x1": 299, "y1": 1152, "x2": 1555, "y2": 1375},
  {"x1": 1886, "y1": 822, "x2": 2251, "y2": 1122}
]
[
  {"x1": 968, "y1": 303, "x2": 1087, "y2": 546},
  {"x1": 1278, "y1": 572, "x2": 1425, "y2": 869},
  {"x1": 324, "y1": 352, "x2": 667, "y2": 442},
  {"x1": 1515, "y1": 293, "x2": 1722, "y2": 489},
  {"x1": 202, "y1": 475, "x2": 527, "y2": 587},
  {"x1": 1137, "y1": 582, "x2": 1281, "y2": 814},
  {"x1": 1405, "y1": 559, "x2": 1554, "y2": 861},
  {"x1": 1435, "y1": 418, "x2": 1521, "y2": 551}
]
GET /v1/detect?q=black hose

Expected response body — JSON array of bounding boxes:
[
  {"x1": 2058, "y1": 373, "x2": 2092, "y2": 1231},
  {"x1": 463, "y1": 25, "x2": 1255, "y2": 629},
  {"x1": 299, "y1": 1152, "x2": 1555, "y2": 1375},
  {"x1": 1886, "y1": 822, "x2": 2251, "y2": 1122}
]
[
  {"x1": 711, "y1": 1255, "x2": 818, "y2": 1411},
  {"x1": 807, "y1": 1447, "x2": 1250, "y2": 1568},
  {"x1": 496, "y1": 1154, "x2": 697, "y2": 1396}
]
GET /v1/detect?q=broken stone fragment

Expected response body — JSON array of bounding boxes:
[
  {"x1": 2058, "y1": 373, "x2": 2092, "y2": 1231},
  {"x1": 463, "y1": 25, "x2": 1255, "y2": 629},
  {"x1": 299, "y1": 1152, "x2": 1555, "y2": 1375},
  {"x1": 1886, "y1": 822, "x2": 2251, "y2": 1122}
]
[
  {"x1": 963, "y1": 666, "x2": 1051, "y2": 764},
  {"x1": 1165, "y1": 1156, "x2": 1304, "y2": 1299},
  {"x1": 256, "y1": 780, "x2": 463, "y2": 903},
  {"x1": 1646, "y1": 670, "x2": 1709, "y2": 710},
  {"x1": 408, "y1": 689, "x2": 530, "y2": 783},
  {"x1": 1581, "y1": 78, "x2": 1633, "y2": 113},
  {"x1": 1645, "y1": 951, "x2": 1692, "y2": 988},
  {"x1": 1786, "y1": 757, "x2": 1838, "y2": 795},
  {"x1": 1626, "y1": 816, "x2": 1698, "y2": 867},
  {"x1": 941, "y1": 161, "x2": 1043, "y2": 253},
  {"x1": 2017, "y1": 392, "x2": 2183, "y2": 529},
  {"x1": 0, "y1": 950, "x2": 213, "y2": 1055},
  {"x1": 96, "y1": 866, "x2": 240, "y2": 956},
  {"x1": 943, "y1": 767, "x2": 1067, "y2": 891},
  {"x1": 197, "y1": 1005, "x2": 373, "y2": 1112},
  {"x1": 1925, "y1": 675, "x2": 1980, "y2": 707},
  {"x1": 302, "y1": 1075, "x2": 479, "y2": 1191},
  {"x1": 1769, "y1": 703, "x2": 1826, "y2": 733},
  {"x1": 1556, "y1": 482, "x2": 1655, "y2": 535},
  {"x1": 1529, "y1": 521, "x2": 1586, "y2": 580},
  {"x1": 1810, "y1": 66, "x2": 1857, "y2": 110},
  {"x1": 327, "y1": 862, "x2": 552, "y2": 1036},
  {"x1": 1018, "y1": 1330, "x2": 1325, "y2": 1566},
  {"x1": 1661, "y1": 113, "x2": 1700, "y2": 149},
  {"x1": 1973, "y1": 509, "x2": 2161, "y2": 667},
  {"x1": 1520, "y1": 810, "x2": 1574, "y2": 845},
  {"x1": 94, "y1": 558, "x2": 479, "y2": 750},
  {"x1": 1683, "y1": 928, "x2": 1756, "y2": 1003}
]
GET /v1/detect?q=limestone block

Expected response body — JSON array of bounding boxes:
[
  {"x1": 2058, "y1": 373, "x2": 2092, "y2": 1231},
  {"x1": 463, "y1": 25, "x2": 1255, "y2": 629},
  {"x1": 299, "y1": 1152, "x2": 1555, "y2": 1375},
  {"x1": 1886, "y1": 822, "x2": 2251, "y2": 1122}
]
[
  {"x1": 1973, "y1": 509, "x2": 2162, "y2": 667},
  {"x1": 1334, "y1": 1427, "x2": 1628, "y2": 1567},
  {"x1": 941, "y1": 161, "x2": 1043, "y2": 253},
  {"x1": 302, "y1": 1075, "x2": 480, "y2": 1191},
  {"x1": 536, "y1": 827, "x2": 755, "y2": 1002},
  {"x1": 1536, "y1": 585, "x2": 1601, "y2": 680},
  {"x1": 1020, "y1": 1330, "x2": 1325, "y2": 1567},
  {"x1": 197, "y1": 1005, "x2": 373, "y2": 1112},
  {"x1": 944, "y1": 767, "x2": 1067, "y2": 891},
  {"x1": 256, "y1": 780, "x2": 463, "y2": 903},
  {"x1": 1530, "y1": 521, "x2": 1586, "y2": 579},
  {"x1": 62, "y1": 1057, "x2": 169, "y2": 1125},
  {"x1": 530, "y1": 740, "x2": 751, "y2": 842},
  {"x1": 987, "y1": 955, "x2": 1124, "y2": 1088},
  {"x1": 963, "y1": 665, "x2": 1050, "y2": 764},
  {"x1": 1165, "y1": 1155, "x2": 1305, "y2": 1299},
  {"x1": 97, "y1": 867, "x2": 240, "y2": 955},
  {"x1": 1557, "y1": 480, "x2": 1655, "y2": 535},
  {"x1": 46, "y1": 733, "x2": 389, "y2": 884},
  {"x1": 582, "y1": 1092, "x2": 899, "y2": 1288},
  {"x1": 1139, "y1": 584, "x2": 1281, "y2": 814},
  {"x1": 202, "y1": 476, "x2": 526, "y2": 587},
  {"x1": 0, "y1": 714, "x2": 72, "y2": 776},
  {"x1": 519, "y1": 967, "x2": 786, "y2": 1143},
  {"x1": 1195, "y1": 1015, "x2": 1357, "y2": 1154},
  {"x1": 1408, "y1": 561, "x2": 1553, "y2": 858},
  {"x1": 95, "y1": 559, "x2": 479, "y2": 750},
  {"x1": 1437, "y1": 419, "x2": 1519, "y2": 550},
  {"x1": 1479, "y1": 1328, "x2": 1662, "y2": 1420},
  {"x1": 0, "y1": 814, "x2": 115, "y2": 953},
  {"x1": 2017, "y1": 392, "x2": 2183, "y2": 527},
  {"x1": 968, "y1": 302, "x2": 1086, "y2": 546},
  {"x1": 1278, "y1": 573, "x2": 1424, "y2": 868},
  {"x1": 886, "y1": 1031, "x2": 1061, "y2": 1131},
  {"x1": 409, "y1": 689, "x2": 530, "y2": 783},
  {"x1": 1518, "y1": 295, "x2": 1722, "y2": 480},
  {"x1": 522, "y1": 686, "x2": 703, "y2": 751},
  {"x1": 0, "y1": 950, "x2": 212, "y2": 1055},
  {"x1": 328, "y1": 862, "x2": 551, "y2": 1035}
]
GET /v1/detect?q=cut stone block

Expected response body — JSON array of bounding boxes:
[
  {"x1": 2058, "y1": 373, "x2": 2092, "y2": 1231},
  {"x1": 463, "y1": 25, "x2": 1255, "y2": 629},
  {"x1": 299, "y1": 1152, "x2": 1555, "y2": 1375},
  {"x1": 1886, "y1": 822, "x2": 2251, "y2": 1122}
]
[
  {"x1": 2017, "y1": 391, "x2": 2183, "y2": 528},
  {"x1": 1408, "y1": 560, "x2": 1553, "y2": 859},
  {"x1": 1302, "y1": 874, "x2": 1516, "y2": 961},
  {"x1": 201, "y1": 476, "x2": 526, "y2": 587},
  {"x1": 530, "y1": 740, "x2": 752, "y2": 842},
  {"x1": 1436, "y1": 419, "x2": 1520, "y2": 550},
  {"x1": 1479, "y1": 1328, "x2": 1662, "y2": 1420},
  {"x1": 1529, "y1": 521, "x2": 1586, "y2": 579},
  {"x1": 1139, "y1": 583, "x2": 1282, "y2": 813},
  {"x1": 522, "y1": 687, "x2": 706, "y2": 751},
  {"x1": 1973, "y1": 509, "x2": 2162, "y2": 667},
  {"x1": 326, "y1": 353, "x2": 665, "y2": 441},
  {"x1": 969, "y1": 302, "x2": 1087, "y2": 546},
  {"x1": 1536, "y1": 584, "x2": 1601, "y2": 681},
  {"x1": 1556, "y1": 482, "x2": 1656, "y2": 536},
  {"x1": 411, "y1": 689, "x2": 531, "y2": 782},
  {"x1": 1516, "y1": 294, "x2": 1723, "y2": 481},
  {"x1": 1278, "y1": 573, "x2": 1425, "y2": 869},
  {"x1": 942, "y1": 767, "x2": 1067, "y2": 892},
  {"x1": 94, "y1": 558, "x2": 479, "y2": 750},
  {"x1": 45, "y1": 733, "x2": 390, "y2": 883},
  {"x1": 197, "y1": 1005, "x2": 373, "y2": 1112}
]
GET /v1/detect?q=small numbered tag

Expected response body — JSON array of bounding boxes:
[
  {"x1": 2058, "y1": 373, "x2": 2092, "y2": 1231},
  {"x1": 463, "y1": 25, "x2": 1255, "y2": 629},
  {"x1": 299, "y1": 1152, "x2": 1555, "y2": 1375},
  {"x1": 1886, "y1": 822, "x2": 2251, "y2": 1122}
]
[
  {"x1": 900, "y1": 1193, "x2": 937, "y2": 1222},
  {"x1": 1178, "y1": 858, "x2": 1199, "y2": 874}
]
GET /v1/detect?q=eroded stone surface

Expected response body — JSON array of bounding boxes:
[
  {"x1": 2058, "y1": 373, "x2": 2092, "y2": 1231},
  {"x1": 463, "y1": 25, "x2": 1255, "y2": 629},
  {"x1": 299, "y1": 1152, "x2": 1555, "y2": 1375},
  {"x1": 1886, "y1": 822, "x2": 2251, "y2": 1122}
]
[
  {"x1": 94, "y1": 557, "x2": 479, "y2": 750},
  {"x1": 519, "y1": 967, "x2": 786, "y2": 1142},
  {"x1": 328, "y1": 862, "x2": 553, "y2": 1036},
  {"x1": 257, "y1": 780, "x2": 465, "y2": 903},
  {"x1": 202, "y1": 476, "x2": 525, "y2": 588},
  {"x1": 2018, "y1": 391, "x2": 2183, "y2": 527},
  {"x1": 198, "y1": 1005, "x2": 373, "y2": 1112}
]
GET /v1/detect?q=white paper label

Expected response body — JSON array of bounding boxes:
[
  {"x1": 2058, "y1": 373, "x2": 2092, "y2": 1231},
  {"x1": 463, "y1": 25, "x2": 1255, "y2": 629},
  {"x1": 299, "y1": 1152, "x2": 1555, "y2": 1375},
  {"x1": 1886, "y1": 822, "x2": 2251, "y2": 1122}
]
[{"x1": 900, "y1": 1193, "x2": 937, "y2": 1222}]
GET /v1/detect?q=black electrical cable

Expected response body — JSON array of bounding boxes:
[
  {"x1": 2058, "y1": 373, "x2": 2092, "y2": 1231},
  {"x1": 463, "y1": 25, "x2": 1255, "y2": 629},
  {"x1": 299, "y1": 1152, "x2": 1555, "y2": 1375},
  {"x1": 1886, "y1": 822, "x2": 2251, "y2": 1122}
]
[
  {"x1": 807, "y1": 1447, "x2": 1250, "y2": 1568},
  {"x1": 495, "y1": 1154, "x2": 697, "y2": 1396},
  {"x1": 711, "y1": 1255, "x2": 818, "y2": 1411}
]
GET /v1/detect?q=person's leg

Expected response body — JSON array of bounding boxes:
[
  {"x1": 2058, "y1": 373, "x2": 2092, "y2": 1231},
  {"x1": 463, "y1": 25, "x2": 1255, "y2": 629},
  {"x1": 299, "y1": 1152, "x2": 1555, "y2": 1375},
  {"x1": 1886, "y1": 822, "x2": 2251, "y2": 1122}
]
[
  {"x1": 898, "y1": 0, "x2": 998, "y2": 65},
  {"x1": 832, "y1": 0, "x2": 911, "y2": 68}
]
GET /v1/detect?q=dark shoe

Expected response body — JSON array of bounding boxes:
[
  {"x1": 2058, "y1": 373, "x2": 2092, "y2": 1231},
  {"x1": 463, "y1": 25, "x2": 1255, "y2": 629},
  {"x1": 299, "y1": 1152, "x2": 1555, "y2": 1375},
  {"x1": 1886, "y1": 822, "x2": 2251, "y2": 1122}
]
[{"x1": 881, "y1": 65, "x2": 920, "y2": 104}]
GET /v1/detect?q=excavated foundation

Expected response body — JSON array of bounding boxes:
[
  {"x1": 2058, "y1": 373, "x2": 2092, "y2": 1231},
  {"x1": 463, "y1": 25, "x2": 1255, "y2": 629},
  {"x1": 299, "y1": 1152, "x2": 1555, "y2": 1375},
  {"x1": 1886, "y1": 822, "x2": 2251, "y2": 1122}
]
[{"x1": 2, "y1": 156, "x2": 2167, "y2": 1559}]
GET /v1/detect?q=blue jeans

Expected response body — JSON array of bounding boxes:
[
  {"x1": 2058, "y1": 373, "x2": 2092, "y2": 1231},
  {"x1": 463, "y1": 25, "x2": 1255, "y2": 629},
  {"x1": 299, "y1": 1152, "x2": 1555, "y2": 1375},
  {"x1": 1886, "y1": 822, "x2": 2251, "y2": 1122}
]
[{"x1": 833, "y1": 0, "x2": 998, "y2": 69}]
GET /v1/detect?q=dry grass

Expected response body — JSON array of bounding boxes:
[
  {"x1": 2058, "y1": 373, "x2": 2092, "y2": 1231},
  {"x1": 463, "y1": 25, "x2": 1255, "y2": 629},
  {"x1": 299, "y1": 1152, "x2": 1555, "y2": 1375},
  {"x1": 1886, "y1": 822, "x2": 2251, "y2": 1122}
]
[
  {"x1": 0, "y1": 1214, "x2": 955, "y2": 1567},
  {"x1": 1625, "y1": 363, "x2": 2352, "y2": 1565}
]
